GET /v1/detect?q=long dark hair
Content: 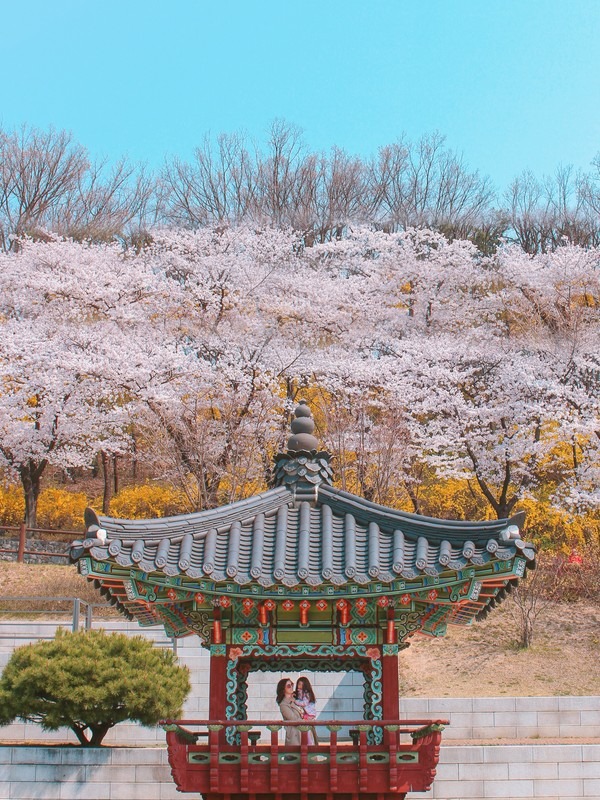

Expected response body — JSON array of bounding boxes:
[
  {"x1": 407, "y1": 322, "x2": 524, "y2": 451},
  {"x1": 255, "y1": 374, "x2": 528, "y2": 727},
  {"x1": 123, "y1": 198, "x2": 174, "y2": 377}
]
[
  {"x1": 276, "y1": 677, "x2": 292, "y2": 705},
  {"x1": 295, "y1": 676, "x2": 315, "y2": 704}
]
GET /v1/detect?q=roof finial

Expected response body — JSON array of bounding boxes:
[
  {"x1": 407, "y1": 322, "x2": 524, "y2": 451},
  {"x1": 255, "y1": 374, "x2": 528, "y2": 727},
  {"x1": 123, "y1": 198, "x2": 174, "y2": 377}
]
[
  {"x1": 271, "y1": 401, "x2": 333, "y2": 502},
  {"x1": 287, "y1": 400, "x2": 319, "y2": 453}
]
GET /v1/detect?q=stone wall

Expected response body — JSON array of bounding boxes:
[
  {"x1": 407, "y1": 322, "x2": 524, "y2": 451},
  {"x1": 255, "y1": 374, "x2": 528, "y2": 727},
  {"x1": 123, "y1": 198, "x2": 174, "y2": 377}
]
[
  {"x1": 1, "y1": 621, "x2": 599, "y2": 799},
  {"x1": 0, "y1": 537, "x2": 69, "y2": 564},
  {"x1": 2, "y1": 744, "x2": 599, "y2": 800},
  {"x1": 1, "y1": 621, "x2": 599, "y2": 745},
  {"x1": 402, "y1": 695, "x2": 600, "y2": 741}
]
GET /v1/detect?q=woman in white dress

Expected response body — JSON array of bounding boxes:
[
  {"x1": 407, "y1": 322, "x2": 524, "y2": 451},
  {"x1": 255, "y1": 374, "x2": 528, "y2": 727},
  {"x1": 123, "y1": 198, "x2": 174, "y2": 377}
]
[{"x1": 295, "y1": 676, "x2": 318, "y2": 744}]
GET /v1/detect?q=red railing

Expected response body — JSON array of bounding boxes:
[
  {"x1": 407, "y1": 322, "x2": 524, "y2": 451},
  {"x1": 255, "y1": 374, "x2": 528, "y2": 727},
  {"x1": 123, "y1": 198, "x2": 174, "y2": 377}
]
[
  {"x1": 0, "y1": 524, "x2": 81, "y2": 563},
  {"x1": 162, "y1": 718, "x2": 448, "y2": 798}
]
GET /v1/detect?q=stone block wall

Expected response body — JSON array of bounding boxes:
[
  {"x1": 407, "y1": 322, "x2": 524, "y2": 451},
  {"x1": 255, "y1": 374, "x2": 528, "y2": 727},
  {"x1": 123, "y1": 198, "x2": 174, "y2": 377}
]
[
  {"x1": 0, "y1": 746, "x2": 180, "y2": 800},
  {"x1": 1, "y1": 620, "x2": 599, "y2": 799},
  {"x1": 402, "y1": 696, "x2": 600, "y2": 741},
  {"x1": 1, "y1": 621, "x2": 599, "y2": 744},
  {"x1": 425, "y1": 743, "x2": 600, "y2": 800},
  {"x1": 2, "y1": 744, "x2": 600, "y2": 800}
]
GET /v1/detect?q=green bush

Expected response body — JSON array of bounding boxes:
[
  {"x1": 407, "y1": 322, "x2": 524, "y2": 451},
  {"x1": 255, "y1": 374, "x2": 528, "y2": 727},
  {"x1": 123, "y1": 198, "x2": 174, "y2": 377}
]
[{"x1": 0, "y1": 629, "x2": 190, "y2": 745}]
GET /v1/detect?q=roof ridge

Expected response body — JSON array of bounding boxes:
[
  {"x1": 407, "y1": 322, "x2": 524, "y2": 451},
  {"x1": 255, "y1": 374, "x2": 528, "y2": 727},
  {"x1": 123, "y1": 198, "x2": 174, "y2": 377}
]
[
  {"x1": 90, "y1": 486, "x2": 291, "y2": 538},
  {"x1": 317, "y1": 485, "x2": 521, "y2": 542}
]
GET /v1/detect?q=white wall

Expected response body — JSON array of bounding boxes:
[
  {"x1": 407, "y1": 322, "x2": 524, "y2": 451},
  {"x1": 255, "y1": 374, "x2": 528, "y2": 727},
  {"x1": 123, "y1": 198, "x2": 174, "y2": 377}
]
[{"x1": 0, "y1": 621, "x2": 354, "y2": 744}]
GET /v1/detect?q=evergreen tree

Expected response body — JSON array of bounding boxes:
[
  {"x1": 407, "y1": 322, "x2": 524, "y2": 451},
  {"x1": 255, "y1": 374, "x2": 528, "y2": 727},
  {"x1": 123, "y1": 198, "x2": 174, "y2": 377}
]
[{"x1": 0, "y1": 629, "x2": 190, "y2": 746}]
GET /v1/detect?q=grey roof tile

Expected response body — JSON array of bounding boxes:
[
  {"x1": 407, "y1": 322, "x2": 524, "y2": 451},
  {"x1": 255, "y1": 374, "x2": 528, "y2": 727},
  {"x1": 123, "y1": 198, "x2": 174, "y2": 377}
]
[{"x1": 74, "y1": 482, "x2": 533, "y2": 589}]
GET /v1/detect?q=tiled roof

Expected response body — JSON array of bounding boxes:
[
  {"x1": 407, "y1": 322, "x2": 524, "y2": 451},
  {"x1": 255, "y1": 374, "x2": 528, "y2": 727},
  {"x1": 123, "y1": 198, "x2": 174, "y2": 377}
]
[
  {"x1": 74, "y1": 483, "x2": 531, "y2": 589},
  {"x1": 71, "y1": 403, "x2": 535, "y2": 636}
]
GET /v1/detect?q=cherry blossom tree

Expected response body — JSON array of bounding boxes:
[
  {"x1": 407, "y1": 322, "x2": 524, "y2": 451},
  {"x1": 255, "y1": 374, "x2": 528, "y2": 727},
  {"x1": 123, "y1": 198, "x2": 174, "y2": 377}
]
[
  {"x1": 304, "y1": 228, "x2": 599, "y2": 521},
  {"x1": 0, "y1": 224, "x2": 597, "y2": 530},
  {"x1": 133, "y1": 226, "x2": 307, "y2": 508},
  {"x1": 493, "y1": 243, "x2": 600, "y2": 512},
  {"x1": 0, "y1": 237, "x2": 164, "y2": 527}
]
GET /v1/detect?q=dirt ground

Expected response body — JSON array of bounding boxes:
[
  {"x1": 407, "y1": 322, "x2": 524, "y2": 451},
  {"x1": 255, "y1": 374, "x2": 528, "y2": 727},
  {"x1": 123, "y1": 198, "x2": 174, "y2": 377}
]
[
  {"x1": 400, "y1": 600, "x2": 600, "y2": 697},
  {"x1": 1, "y1": 563, "x2": 599, "y2": 698},
  {"x1": 0, "y1": 562, "x2": 105, "y2": 606}
]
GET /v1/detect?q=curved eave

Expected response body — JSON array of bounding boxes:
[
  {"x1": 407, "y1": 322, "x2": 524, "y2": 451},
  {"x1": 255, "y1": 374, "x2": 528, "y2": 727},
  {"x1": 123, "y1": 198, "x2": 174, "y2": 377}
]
[
  {"x1": 84, "y1": 486, "x2": 292, "y2": 539},
  {"x1": 76, "y1": 554, "x2": 535, "y2": 642},
  {"x1": 72, "y1": 487, "x2": 534, "y2": 589},
  {"x1": 318, "y1": 485, "x2": 525, "y2": 544}
]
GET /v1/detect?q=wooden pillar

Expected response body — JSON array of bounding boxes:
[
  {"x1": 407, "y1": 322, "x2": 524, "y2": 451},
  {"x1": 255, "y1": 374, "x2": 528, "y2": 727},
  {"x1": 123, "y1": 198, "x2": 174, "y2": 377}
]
[
  {"x1": 17, "y1": 522, "x2": 26, "y2": 563},
  {"x1": 209, "y1": 645, "x2": 228, "y2": 721},
  {"x1": 381, "y1": 648, "x2": 400, "y2": 720}
]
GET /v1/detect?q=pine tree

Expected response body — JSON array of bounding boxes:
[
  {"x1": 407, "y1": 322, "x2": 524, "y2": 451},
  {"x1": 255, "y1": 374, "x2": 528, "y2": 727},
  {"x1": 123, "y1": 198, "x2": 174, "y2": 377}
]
[{"x1": 0, "y1": 629, "x2": 190, "y2": 746}]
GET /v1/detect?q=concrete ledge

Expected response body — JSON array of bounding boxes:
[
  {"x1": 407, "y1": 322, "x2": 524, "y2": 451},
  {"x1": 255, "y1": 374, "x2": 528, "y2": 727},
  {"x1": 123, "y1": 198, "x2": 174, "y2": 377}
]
[{"x1": 1, "y1": 696, "x2": 599, "y2": 745}]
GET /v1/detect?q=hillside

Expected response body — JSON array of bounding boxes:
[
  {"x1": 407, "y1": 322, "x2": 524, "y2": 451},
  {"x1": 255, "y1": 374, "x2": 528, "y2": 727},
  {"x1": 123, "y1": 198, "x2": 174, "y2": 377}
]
[
  {"x1": 1, "y1": 562, "x2": 599, "y2": 697},
  {"x1": 400, "y1": 600, "x2": 600, "y2": 697}
]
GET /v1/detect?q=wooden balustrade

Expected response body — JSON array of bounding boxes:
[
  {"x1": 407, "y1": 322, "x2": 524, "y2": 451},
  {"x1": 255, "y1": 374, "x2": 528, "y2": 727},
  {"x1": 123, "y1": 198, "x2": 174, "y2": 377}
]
[{"x1": 162, "y1": 718, "x2": 447, "y2": 800}]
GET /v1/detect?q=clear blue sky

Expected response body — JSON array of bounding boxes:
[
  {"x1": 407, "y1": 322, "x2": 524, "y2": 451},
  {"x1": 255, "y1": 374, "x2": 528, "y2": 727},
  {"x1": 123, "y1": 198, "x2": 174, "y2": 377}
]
[{"x1": 2, "y1": 0, "x2": 599, "y2": 191}]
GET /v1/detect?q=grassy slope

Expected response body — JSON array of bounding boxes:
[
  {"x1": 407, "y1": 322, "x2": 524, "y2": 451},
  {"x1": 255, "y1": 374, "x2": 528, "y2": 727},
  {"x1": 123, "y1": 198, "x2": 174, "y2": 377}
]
[
  {"x1": 400, "y1": 600, "x2": 600, "y2": 697},
  {"x1": 0, "y1": 562, "x2": 104, "y2": 606},
  {"x1": 1, "y1": 563, "x2": 599, "y2": 697}
]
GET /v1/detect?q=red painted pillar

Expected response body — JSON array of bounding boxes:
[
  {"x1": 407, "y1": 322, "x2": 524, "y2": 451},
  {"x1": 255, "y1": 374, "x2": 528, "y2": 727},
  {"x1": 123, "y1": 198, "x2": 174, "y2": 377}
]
[
  {"x1": 381, "y1": 648, "x2": 400, "y2": 720},
  {"x1": 208, "y1": 646, "x2": 228, "y2": 723}
]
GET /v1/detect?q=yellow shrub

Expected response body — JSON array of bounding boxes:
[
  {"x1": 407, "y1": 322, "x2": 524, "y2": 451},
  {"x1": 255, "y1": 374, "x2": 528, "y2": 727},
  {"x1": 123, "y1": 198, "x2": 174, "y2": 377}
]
[
  {"x1": 0, "y1": 485, "x2": 25, "y2": 527},
  {"x1": 109, "y1": 484, "x2": 189, "y2": 519},
  {"x1": 518, "y1": 497, "x2": 600, "y2": 552},
  {"x1": 220, "y1": 476, "x2": 267, "y2": 503},
  {"x1": 37, "y1": 488, "x2": 89, "y2": 531},
  {"x1": 417, "y1": 478, "x2": 491, "y2": 521}
]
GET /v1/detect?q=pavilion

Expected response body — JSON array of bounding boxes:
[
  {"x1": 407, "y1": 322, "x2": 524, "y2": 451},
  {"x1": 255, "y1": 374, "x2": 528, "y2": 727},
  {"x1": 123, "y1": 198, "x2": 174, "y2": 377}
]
[{"x1": 71, "y1": 401, "x2": 534, "y2": 800}]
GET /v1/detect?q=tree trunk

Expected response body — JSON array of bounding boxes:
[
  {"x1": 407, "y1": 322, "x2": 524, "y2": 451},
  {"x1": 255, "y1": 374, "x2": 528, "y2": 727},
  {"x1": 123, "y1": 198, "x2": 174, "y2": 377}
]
[
  {"x1": 132, "y1": 430, "x2": 138, "y2": 483},
  {"x1": 494, "y1": 492, "x2": 519, "y2": 520},
  {"x1": 19, "y1": 459, "x2": 46, "y2": 532},
  {"x1": 520, "y1": 615, "x2": 534, "y2": 649},
  {"x1": 71, "y1": 721, "x2": 112, "y2": 746},
  {"x1": 101, "y1": 450, "x2": 111, "y2": 514},
  {"x1": 70, "y1": 724, "x2": 90, "y2": 746},
  {"x1": 404, "y1": 482, "x2": 420, "y2": 514},
  {"x1": 89, "y1": 722, "x2": 112, "y2": 746},
  {"x1": 112, "y1": 454, "x2": 119, "y2": 496}
]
